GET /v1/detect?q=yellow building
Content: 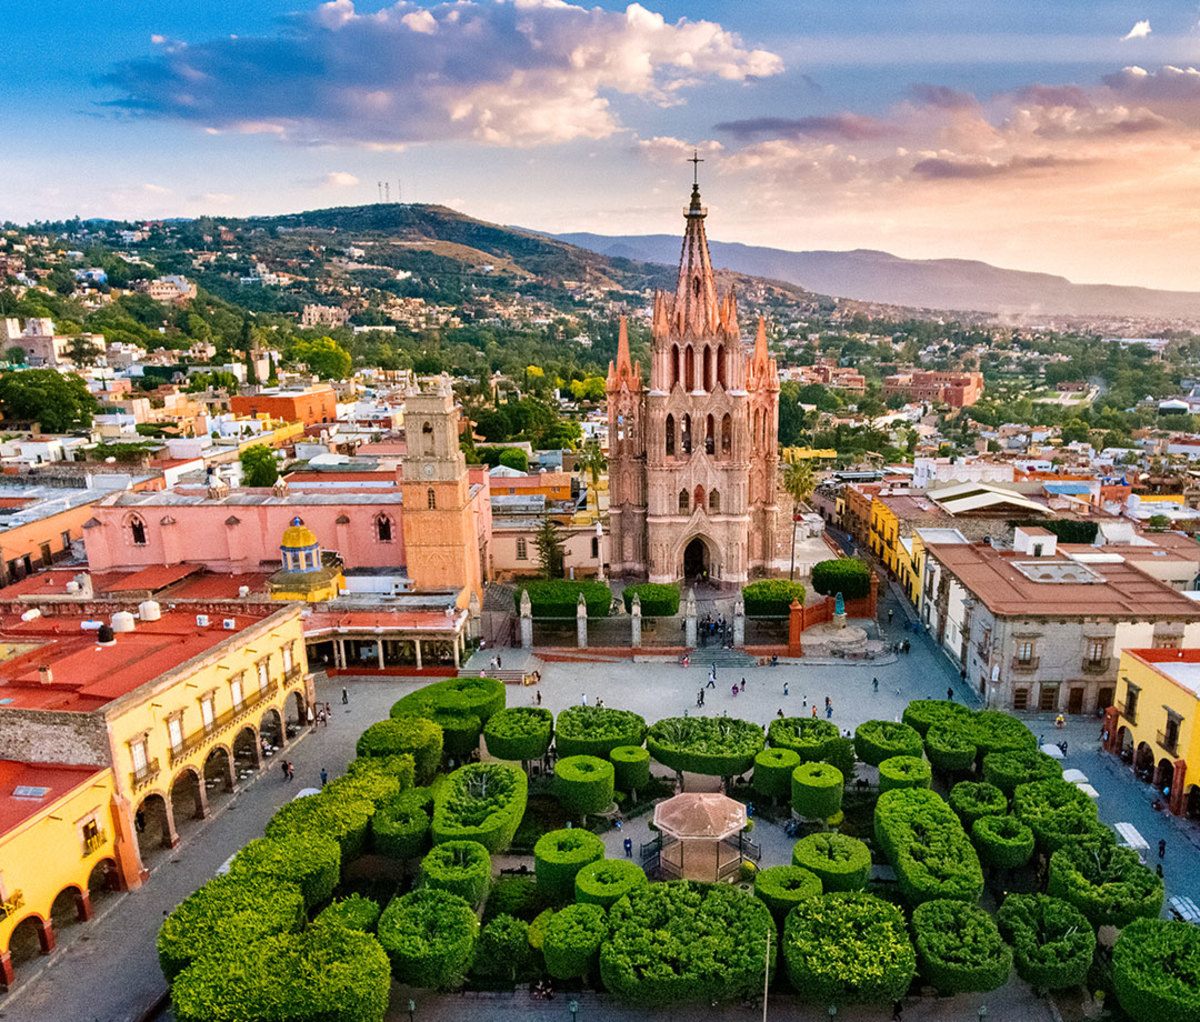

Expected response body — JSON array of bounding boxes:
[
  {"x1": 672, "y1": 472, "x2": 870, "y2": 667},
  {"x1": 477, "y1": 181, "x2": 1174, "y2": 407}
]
[
  {"x1": 268, "y1": 517, "x2": 345, "y2": 602},
  {"x1": 1111, "y1": 648, "x2": 1200, "y2": 818},
  {"x1": 0, "y1": 762, "x2": 119, "y2": 990}
]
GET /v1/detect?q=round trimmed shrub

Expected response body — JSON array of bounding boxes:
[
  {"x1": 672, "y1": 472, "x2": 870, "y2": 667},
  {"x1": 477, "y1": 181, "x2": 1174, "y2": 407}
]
[
  {"x1": 970, "y1": 711, "x2": 1036, "y2": 759},
  {"x1": 754, "y1": 865, "x2": 822, "y2": 921},
  {"x1": 878, "y1": 755, "x2": 931, "y2": 793},
  {"x1": 742, "y1": 578, "x2": 807, "y2": 616},
  {"x1": 432, "y1": 762, "x2": 527, "y2": 852},
  {"x1": 534, "y1": 828, "x2": 605, "y2": 902},
  {"x1": 854, "y1": 719, "x2": 923, "y2": 766},
  {"x1": 902, "y1": 698, "x2": 972, "y2": 737},
  {"x1": 356, "y1": 716, "x2": 443, "y2": 783},
  {"x1": 555, "y1": 705, "x2": 646, "y2": 758},
  {"x1": 554, "y1": 755, "x2": 615, "y2": 821},
  {"x1": 483, "y1": 875, "x2": 552, "y2": 923},
  {"x1": 982, "y1": 747, "x2": 1063, "y2": 795},
  {"x1": 997, "y1": 893, "x2": 1095, "y2": 991},
  {"x1": 543, "y1": 902, "x2": 608, "y2": 980},
  {"x1": 1013, "y1": 778, "x2": 1106, "y2": 855},
  {"x1": 783, "y1": 892, "x2": 916, "y2": 1004},
  {"x1": 574, "y1": 858, "x2": 647, "y2": 909},
  {"x1": 483, "y1": 707, "x2": 553, "y2": 763},
  {"x1": 610, "y1": 745, "x2": 650, "y2": 794},
  {"x1": 373, "y1": 791, "x2": 431, "y2": 860},
  {"x1": 377, "y1": 888, "x2": 479, "y2": 989},
  {"x1": 229, "y1": 833, "x2": 340, "y2": 909},
  {"x1": 157, "y1": 874, "x2": 305, "y2": 982},
  {"x1": 622, "y1": 582, "x2": 680, "y2": 616},
  {"x1": 1113, "y1": 918, "x2": 1200, "y2": 1022},
  {"x1": 390, "y1": 676, "x2": 506, "y2": 725},
  {"x1": 972, "y1": 814, "x2": 1034, "y2": 870},
  {"x1": 646, "y1": 716, "x2": 764, "y2": 777},
  {"x1": 473, "y1": 914, "x2": 535, "y2": 983},
  {"x1": 314, "y1": 894, "x2": 381, "y2": 933},
  {"x1": 792, "y1": 833, "x2": 871, "y2": 892},
  {"x1": 265, "y1": 789, "x2": 374, "y2": 861},
  {"x1": 754, "y1": 747, "x2": 801, "y2": 801},
  {"x1": 767, "y1": 716, "x2": 840, "y2": 761},
  {"x1": 810, "y1": 557, "x2": 872, "y2": 600},
  {"x1": 421, "y1": 840, "x2": 491, "y2": 906},
  {"x1": 911, "y1": 899, "x2": 1012, "y2": 995},
  {"x1": 948, "y1": 781, "x2": 1008, "y2": 827},
  {"x1": 791, "y1": 760, "x2": 844, "y2": 819},
  {"x1": 1046, "y1": 842, "x2": 1164, "y2": 928},
  {"x1": 924, "y1": 721, "x2": 977, "y2": 773}
]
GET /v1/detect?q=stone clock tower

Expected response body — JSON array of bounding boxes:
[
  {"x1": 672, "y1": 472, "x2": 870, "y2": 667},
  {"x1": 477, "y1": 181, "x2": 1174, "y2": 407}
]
[{"x1": 401, "y1": 375, "x2": 484, "y2": 603}]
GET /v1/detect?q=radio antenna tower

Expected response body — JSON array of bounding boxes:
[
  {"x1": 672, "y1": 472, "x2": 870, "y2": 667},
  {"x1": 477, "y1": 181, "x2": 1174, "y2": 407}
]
[
  {"x1": 397, "y1": 180, "x2": 403, "y2": 203},
  {"x1": 384, "y1": 182, "x2": 390, "y2": 202},
  {"x1": 377, "y1": 181, "x2": 383, "y2": 201}
]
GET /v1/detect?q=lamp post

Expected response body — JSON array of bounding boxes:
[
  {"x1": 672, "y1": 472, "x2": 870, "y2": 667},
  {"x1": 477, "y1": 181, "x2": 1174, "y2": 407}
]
[{"x1": 761, "y1": 928, "x2": 771, "y2": 1022}]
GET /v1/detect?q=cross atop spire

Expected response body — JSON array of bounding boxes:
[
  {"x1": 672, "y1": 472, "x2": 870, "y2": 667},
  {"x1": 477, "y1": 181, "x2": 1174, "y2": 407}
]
[{"x1": 689, "y1": 149, "x2": 703, "y2": 185}]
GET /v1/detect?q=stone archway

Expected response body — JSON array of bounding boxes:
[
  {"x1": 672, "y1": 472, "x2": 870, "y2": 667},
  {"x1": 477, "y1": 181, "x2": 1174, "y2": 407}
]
[
  {"x1": 4, "y1": 915, "x2": 54, "y2": 986},
  {"x1": 1134, "y1": 742, "x2": 1155, "y2": 781},
  {"x1": 683, "y1": 536, "x2": 713, "y2": 582},
  {"x1": 284, "y1": 689, "x2": 307, "y2": 739},
  {"x1": 1116, "y1": 725, "x2": 1134, "y2": 764},
  {"x1": 170, "y1": 767, "x2": 209, "y2": 834},
  {"x1": 1154, "y1": 757, "x2": 1175, "y2": 792},
  {"x1": 233, "y1": 725, "x2": 262, "y2": 780},
  {"x1": 87, "y1": 858, "x2": 121, "y2": 905},
  {"x1": 260, "y1": 707, "x2": 284, "y2": 751},
  {"x1": 1186, "y1": 785, "x2": 1200, "y2": 821},
  {"x1": 49, "y1": 886, "x2": 90, "y2": 937},
  {"x1": 203, "y1": 745, "x2": 236, "y2": 805},
  {"x1": 134, "y1": 792, "x2": 176, "y2": 864}
]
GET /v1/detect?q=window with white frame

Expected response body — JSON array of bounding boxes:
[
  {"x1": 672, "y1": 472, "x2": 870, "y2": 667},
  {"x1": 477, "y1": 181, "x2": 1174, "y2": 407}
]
[{"x1": 230, "y1": 674, "x2": 244, "y2": 707}]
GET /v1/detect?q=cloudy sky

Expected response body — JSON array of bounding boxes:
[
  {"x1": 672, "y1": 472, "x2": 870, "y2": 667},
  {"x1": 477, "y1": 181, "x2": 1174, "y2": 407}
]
[{"x1": 9, "y1": 1, "x2": 1200, "y2": 289}]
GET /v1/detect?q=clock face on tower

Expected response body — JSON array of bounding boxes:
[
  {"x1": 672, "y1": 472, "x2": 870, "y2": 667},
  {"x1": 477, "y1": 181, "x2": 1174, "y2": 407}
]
[{"x1": 423, "y1": 463, "x2": 435, "y2": 477}]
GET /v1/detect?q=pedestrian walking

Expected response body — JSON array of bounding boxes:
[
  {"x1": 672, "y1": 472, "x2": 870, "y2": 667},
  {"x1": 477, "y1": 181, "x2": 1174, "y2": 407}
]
[
  {"x1": 287, "y1": 761, "x2": 295, "y2": 781},
  {"x1": 536, "y1": 689, "x2": 542, "y2": 706},
  {"x1": 624, "y1": 836, "x2": 633, "y2": 858},
  {"x1": 777, "y1": 708, "x2": 784, "y2": 719},
  {"x1": 341, "y1": 686, "x2": 349, "y2": 705},
  {"x1": 783, "y1": 682, "x2": 789, "y2": 696},
  {"x1": 811, "y1": 705, "x2": 818, "y2": 718},
  {"x1": 873, "y1": 677, "x2": 879, "y2": 692},
  {"x1": 888, "y1": 609, "x2": 894, "y2": 624},
  {"x1": 1157, "y1": 863, "x2": 1163, "y2": 877},
  {"x1": 308, "y1": 705, "x2": 316, "y2": 729},
  {"x1": 497, "y1": 654, "x2": 502, "y2": 669},
  {"x1": 697, "y1": 690, "x2": 704, "y2": 707},
  {"x1": 892, "y1": 1000, "x2": 903, "y2": 1022},
  {"x1": 581, "y1": 693, "x2": 588, "y2": 706},
  {"x1": 325, "y1": 702, "x2": 332, "y2": 720},
  {"x1": 825, "y1": 695, "x2": 831, "y2": 708},
  {"x1": 320, "y1": 767, "x2": 328, "y2": 787},
  {"x1": 281, "y1": 759, "x2": 290, "y2": 781},
  {"x1": 826, "y1": 703, "x2": 833, "y2": 718},
  {"x1": 740, "y1": 678, "x2": 746, "y2": 693},
  {"x1": 706, "y1": 674, "x2": 715, "y2": 688},
  {"x1": 732, "y1": 684, "x2": 739, "y2": 698},
  {"x1": 1159, "y1": 838, "x2": 1167, "y2": 859},
  {"x1": 947, "y1": 686, "x2": 954, "y2": 701}
]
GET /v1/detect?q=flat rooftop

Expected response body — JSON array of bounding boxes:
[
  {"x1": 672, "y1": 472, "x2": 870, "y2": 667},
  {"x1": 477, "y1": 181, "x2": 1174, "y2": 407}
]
[
  {"x1": 1126, "y1": 648, "x2": 1200, "y2": 698},
  {"x1": 0, "y1": 760, "x2": 108, "y2": 836},
  {"x1": 0, "y1": 611, "x2": 272, "y2": 713}
]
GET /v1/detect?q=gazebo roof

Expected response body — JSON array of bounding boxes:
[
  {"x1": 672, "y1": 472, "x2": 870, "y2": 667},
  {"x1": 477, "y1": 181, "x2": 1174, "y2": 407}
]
[{"x1": 653, "y1": 792, "x2": 747, "y2": 841}]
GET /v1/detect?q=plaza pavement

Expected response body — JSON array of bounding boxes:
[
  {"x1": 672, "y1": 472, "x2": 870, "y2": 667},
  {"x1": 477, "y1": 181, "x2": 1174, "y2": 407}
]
[{"x1": 4, "y1": 596, "x2": 1197, "y2": 1022}]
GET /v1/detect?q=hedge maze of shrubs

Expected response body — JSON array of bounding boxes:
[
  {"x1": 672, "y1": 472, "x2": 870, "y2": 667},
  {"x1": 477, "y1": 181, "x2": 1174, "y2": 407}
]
[{"x1": 158, "y1": 682, "x2": 1168, "y2": 1019}]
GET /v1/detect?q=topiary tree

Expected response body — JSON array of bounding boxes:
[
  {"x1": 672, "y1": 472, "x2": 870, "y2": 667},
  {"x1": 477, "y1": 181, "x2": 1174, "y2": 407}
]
[
  {"x1": 768, "y1": 716, "x2": 841, "y2": 761},
  {"x1": 924, "y1": 721, "x2": 977, "y2": 774},
  {"x1": 483, "y1": 707, "x2": 553, "y2": 766},
  {"x1": 1046, "y1": 842, "x2": 1164, "y2": 928},
  {"x1": 996, "y1": 894, "x2": 1095, "y2": 992},
  {"x1": 473, "y1": 914, "x2": 535, "y2": 984},
  {"x1": 373, "y1": 790, "x2": 431, "y2": 860},
  {"x1": 874, "y1": 788, "x2": 983, "y2": 906},
  {"x1": 753, "y1": 865, "x2": 822, "y2": 922},
  {"x1": 783, "y1": 892, "x2": 916, "y2": 1004},
  {"x1": 483, "y1": 875, "x2": 552, "y2": 924},
  {"x1": 902, "y1": 698, "x2": 972, "y2": 737},
  {"x1": 854, "y1": 719, "x2": 923, "y2": 766},
  {"x1": 741, "y1": 579, "x2": 807, "y2": 617},
  {"x1": 969, "y1": 711, "x2": 1037, "y2": 760},
  {"x1": 356, "y1": 717, "x2": 443, "y2": 783},
  {"x1": 810, "y1": 557, "x2": 872, "y2": 599},
  {"x1": 314, "y1": 894, "x2": 381, "y2": 933},
  {"x1": 534, "y1": 828, "x2": 606, "y2": 903},
  {"x1": 791, "y1": 760, "x2": 844, "y2": 819},
  {"x1": 229, "y1": 833, "x2": 341, "y2": 909},
  {"x1": 265, "y1": 789, "x2": 374, "y2": 861},
  {"x1": 911, "y1": 899, "x2": 1012, "y2": 995},
  {"x1": 1113, "y1": 918, "x2": 1200, "y2": 1022},
  {"x1": 554, "y1": 755, "x2": 615, "y2": 823},
  {"x1": 982, "y1": 747, "x2": 1063, "y2": 795},
  {"x1": 543, "y1": 902, "x2": 608, "y2": 982},
  {"x1": 420, "y1": 840, "x2": 492, "y2": 906},
  {"x1": 376, "y1": 888, "x2": 479, "y2": 989},
  {"x1": 792, "y1": 833, "x2": 871, "y2": 892},
  {"x1": 878, "y1": 755, "x2": 932, "y2": 793},
  {"x1": 432, "y1": 762, "x2": 528, "y2": 852},
  {"x1": 947, "y1": 781, "x2": 1007, "y2": 828},
  {"x1": 621, "y1": 583, "x2": 680, "y2": 616},
  {"x1": 971, "y1": 814, "x2": 1035, "y2": 871},
  {"x1": 555, "y1": 705, "x2": 646, "y2": 758},
  {"x1": 390, "y1": 676, "x2": 506, "y2": 758},
  {"x1": 609, "y1": 745, "x2": 650, "y2": 799},
  {"x1": 754, "y1": 746, "x2": 801, "y2": 803},
  {"x1": 1013, "y1": 778, "x2": 1109, "y2": 855},
  {"x1": 646, "y1": 716, "x2": 764, "y2": 784},
  {"x1": 574, "y1": 858, "x2": 647, "y2": 909}
]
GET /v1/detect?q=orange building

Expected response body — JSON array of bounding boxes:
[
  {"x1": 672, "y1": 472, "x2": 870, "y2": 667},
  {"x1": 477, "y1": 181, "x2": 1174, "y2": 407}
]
[
  {"x1": 882, "y1": 370, "x2": 984, "y2": 408},
  {"x1": 231, "y1": 385, "x2": 337, "y2": 426},
  {"x1": 487, "y1": 468, "x2": 574, "y2": 502},
  {"x1": 0, "y1": 490, "x2": 104, "y2": 587}
]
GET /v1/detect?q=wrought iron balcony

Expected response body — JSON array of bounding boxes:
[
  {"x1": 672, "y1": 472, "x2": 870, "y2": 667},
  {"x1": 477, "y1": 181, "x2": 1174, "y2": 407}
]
[
  {"x1": 1118, "y1": 702, "x2": 1138, "y2": 725},
  {"x1": 168, "y1": 682, "x2": 279, "y2": 767},
  {"x1": 0, "y1": 890, "x2": 24, "y2": 921},
  {"x1": 1010, "y1": 657, "x2": 1040, "y2": 673},
  {"x1": 131, "y1": 758, "x2": 161, "y2": 792},
  {"x1": 284, "y1": 665, "x2": 303, "y2": 685},
  {"x1": 83, "y1": 830, "x2": 107, "y2": 857},
  {"x1": 1081, "y1": 658, "x2": 1111, "y2": 674},
  {"x1": 1157, "y1": 731, "x2": 1180, "y2": 756}
]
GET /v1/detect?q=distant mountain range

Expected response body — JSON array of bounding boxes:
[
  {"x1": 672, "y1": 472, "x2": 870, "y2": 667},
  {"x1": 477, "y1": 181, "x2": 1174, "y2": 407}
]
[{"x1": 550, "y1": 231, "x2": 1200, "y2": 320}]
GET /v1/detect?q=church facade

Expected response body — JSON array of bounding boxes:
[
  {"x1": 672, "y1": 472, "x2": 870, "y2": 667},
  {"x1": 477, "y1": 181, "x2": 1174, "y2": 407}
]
[{"x1": 606, "y1": 181, "x2": 780, "y2": 585}]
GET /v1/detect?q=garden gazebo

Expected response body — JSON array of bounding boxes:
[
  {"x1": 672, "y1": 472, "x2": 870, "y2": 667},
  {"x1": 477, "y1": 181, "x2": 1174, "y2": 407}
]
[{"x1": 653, "y1": 792, "x2": 748, "y2": 881}]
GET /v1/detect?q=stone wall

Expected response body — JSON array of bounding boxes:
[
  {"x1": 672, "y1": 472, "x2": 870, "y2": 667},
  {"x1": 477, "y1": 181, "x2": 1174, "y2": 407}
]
[{"x1": 0, "y1": 708, "x2": 110, "y2": 765}]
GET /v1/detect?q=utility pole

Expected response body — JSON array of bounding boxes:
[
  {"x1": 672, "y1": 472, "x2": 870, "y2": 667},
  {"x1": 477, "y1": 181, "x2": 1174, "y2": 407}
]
[{"x1": 762, "y1": 927, "x2": 771, "y2": 1022}]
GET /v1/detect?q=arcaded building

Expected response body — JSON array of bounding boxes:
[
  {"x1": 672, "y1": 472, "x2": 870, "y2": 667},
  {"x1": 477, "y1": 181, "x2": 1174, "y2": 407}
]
[{"x1": 606, "y1": 180, "x2": 780, "y2": 586}]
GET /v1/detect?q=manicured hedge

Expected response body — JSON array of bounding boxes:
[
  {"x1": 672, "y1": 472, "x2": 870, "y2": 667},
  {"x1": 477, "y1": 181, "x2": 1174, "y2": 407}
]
[
  {"x1": 170, "y1": 922, "x2": 391, "y2": 1022},
  {"x1": 1046, "y1": 842, "x2": 1164, "y2": 928},
  {"x1": 315, "y1": 894, "x2": 381, "y2": 933},
  {"x1": 229, "y1": 833, "x2": 340, "y2": 909},
  {"x1": 754, "y1": 865, "x2": 822, "y2": 921},
  {"x1": 972, "y1": 814, "x2": 1035, "y2": 870},
  {"x1": 622, "y1": 582, "x2": 680, "y2": 617},
  {"x1": 324, "y1": 762, "x2": 407, "y2": 809},
  {"x1": 948, "y1": 781, "x2": 1008, "y2": 828},
  {"x1": 878, "y1": 755, "x2": 932, "y2": 793},
  {"x1": 742, "y1": 578, "x2": 807, "y2": 617},
  {"x1": 554, "y1": 755, "x2": 615, "y2": 821},
  {"x1": 982, "y1": 747, "x2": 1063, "y2": 795},
  {"x1": 610, "y1": 745, "x2": 651, "y2": 794},
  {"x1": 376, "y1": 888, "x2": 479, "y2": 989},
  {"x1": 555, "y1": 705, "x2": 647, "y2": 758},
  {"x1": 768, "y1": 717, "x2": 841, "y2": 761},
  {"x1": 791, "y1": 760, "x2": 844, "y2": 819},
  {"x1": 420, "y1": 840, "x2": 492, "y2": 907},
  {"x1": 390, "y1": 676, "x2": 505, "y2": 758},
  {"x1": 902, "y1": 699, "x2": 972, "y2": 737},
  {"x1": 575, "y1": 858, "x2": 647, "y2": 909},
  {"x1": 969, "y1": 711, "x2": 1037, "y2": 759},
  {"x1": 646, "y1": 716, "x2": 765, "y2": 778},
  {"x1": 1113, "y1": 918, "x2": 1200, "y2": 1022},
  {"x1": 1012, "y1": 778, "x2": 1109, "y2": 855},
  {"x1": 783, "y1": 892, "x2": 916, "y2": 1004},
  {"x1": 356, "y1": 717, "x2": 443, "y2": 783},
  {"x1": 854, "y1": 719, "x2": 923, "y2": 767},
  {"x1": 911, "y1": 899, "x2": 1012, "y2": 995},
  {"x1": 924, "y1": 721, "x2": 978, "y2": 773},
  {"x1": 996, "y1": 893, "x2": 1095, "y2": 992},
  {"x1": 544, "y1": 902, "x2": 609, "y2": 980},
  {"x1": 792, "y1": 833, "x2": 872, "y2": 892},
  {"x1": 373, "y1": 790, "x2": 431, "y2": 860},
  {"x1": 473, "y1": 914, "x2": 535, "y2": 982},
  {"x1": 601, "y1": 881, "x2": 776, "y2": 1006},
  {"x1": 810, "y1": 557, "x2": 872, "y2": 600},
  {"x1": 432, "y1": 762, "x2": 528, "y2": 852},
  {"x1": 158, "y1": 874, "x2": 305, "y2": 982},
  {"x1": 534, "y1": 828, "x2": 606, "y2": 902},
  {"x1": 483, "y1": 707, "x2": 553, "y2": 763},
  {"x1": 265, "y1": 790, "x2": 374, "y2": 861},
  {"x1": 518, "y1": 579, "x2": 612, "y2": 618},
  {"x1": 754, "y1": 747, "x2": 801, "y2": 802},
  {"x1": 874, "y1": 788, "x2": 983, "y2": 905},
  {"x1": 483, "y1": 875, "x2": 552, "y2": 923}
]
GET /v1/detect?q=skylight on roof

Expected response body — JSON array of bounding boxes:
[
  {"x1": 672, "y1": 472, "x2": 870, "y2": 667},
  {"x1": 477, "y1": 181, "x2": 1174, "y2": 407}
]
[{"x1": 12, "y1": 785, "x2": 49, "y2": 799}]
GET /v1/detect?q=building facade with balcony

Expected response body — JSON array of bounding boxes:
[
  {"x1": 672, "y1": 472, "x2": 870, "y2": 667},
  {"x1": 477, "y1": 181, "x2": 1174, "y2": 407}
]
[{"x1": 920, "y1": 527, "x2": 1200, "y2": 714}]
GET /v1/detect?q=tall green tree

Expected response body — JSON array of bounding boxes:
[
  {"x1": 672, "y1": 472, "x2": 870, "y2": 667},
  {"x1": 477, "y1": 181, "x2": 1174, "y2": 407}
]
[
  {"x1": 293, "y1": 336, "x2": 351, "y2": 380},
  {"x1": 0, "y1": 369, "x2": 96, "y2": 431},
  {"x1": 576, "y1": 439, "x2": 608, "y2": 508},
  {"x1": 535, "y1": 517, "x2": 565, "y2": 578},
  {"x1": 240, "y1": 443, "x2": 279, "y2": 487},
  {"x1": 782, "y1": 459, "x2": 816, "y2": 509}
]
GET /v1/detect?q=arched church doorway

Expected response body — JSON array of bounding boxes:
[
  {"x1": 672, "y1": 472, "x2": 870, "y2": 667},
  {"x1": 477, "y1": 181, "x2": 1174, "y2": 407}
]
[{"x1": 683, "y1": 537, "x2": 710, "y2": 581}]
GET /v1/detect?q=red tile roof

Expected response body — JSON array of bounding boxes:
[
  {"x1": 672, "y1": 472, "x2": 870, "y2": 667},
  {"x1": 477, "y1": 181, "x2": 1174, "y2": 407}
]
[
  {"x1": 0, "y1": 760, "x2": 108, "y2": 836},
  {"x1": 99, "y1": 564, "x2": 201, "y2": 593}
]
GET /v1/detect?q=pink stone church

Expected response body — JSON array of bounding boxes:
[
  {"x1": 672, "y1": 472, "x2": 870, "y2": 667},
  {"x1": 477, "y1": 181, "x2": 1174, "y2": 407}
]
[{"x1": 606, "y1": 179, "x2": 780, "y2": 586}]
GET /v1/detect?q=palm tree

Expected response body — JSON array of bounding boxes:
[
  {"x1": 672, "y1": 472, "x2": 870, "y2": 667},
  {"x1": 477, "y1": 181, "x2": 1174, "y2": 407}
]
[
  {"x1": 576, "y1": 439, "x2": 608, "y2": 511},
  {"x1": 783, "y1": 459, "x2": 816, "y2": 512}
]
